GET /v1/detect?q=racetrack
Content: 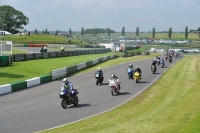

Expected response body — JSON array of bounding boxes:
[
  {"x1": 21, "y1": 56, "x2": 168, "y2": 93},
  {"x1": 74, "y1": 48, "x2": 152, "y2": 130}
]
[{"x1": 0, "y1": 56, "x2": 182, "y2": 133}]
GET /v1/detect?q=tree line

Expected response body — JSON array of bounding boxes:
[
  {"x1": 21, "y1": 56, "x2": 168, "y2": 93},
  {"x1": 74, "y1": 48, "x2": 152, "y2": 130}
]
[{"x1": 0, "y1": 5, "x2": 198, "y2": 39}]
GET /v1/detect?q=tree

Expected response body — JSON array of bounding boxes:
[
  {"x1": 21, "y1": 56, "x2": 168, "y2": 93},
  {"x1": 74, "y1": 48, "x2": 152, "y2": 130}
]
[
  {"x1": 94, "y1": 28, "x2": 97, "y2": 36},
  {"x1": 108, "y1": 28, "x2": 110, "y2": 37},
  {"x1": 0, "y1": 5, "x2": 29, "y2": 34},
  {"x1": 24, "y1": 29, "x2": 26, "y2": 33},
  {"x1": 69, "y1": 28, "x2": 72, "y2": 37},
  {"x1": 45, "y1": 28, "x2": 48, "y2": 34},
  {"x1": 136, "y1": 27, "x2": 139, "y2": 37},
  {"x1": 168, "y1": 27, "x2": 173, "y2": 39},
  {"x1": 122, "y1": 27, "x2": 125, "y2": 36},
  {"x1": 198, "y1": 31, "x2": 200, "y2": 39},
  {"x1": 152, "y1": 28, "x2": 155, "y2": 38},
  {"x1": 81, "y1": 27, "x2": 84, "y2": 37},
  {"x1": 34, "y1": 29, "x2": 37, "y2": 34},
  {"x1": 185, "y1": 26, "x2": 188, "y2": 39},
  {"x1": 55, "y1": 29, "x2": 58, "y2": 36}
]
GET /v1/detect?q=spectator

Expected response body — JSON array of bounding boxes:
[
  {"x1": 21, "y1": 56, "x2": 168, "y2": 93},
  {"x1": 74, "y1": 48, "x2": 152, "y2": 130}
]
[{"x1": 43, "y1": 46, "x2": 47, "y2": 52}]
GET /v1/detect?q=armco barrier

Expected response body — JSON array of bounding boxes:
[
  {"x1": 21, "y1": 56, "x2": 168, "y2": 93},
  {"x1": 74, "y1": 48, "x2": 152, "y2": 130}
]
[
  {"x1": 51, "y1": 55, "x2": 118, "y2": 80},
  {"x1": 0, "y1": 84, "x2": 11, "y2": 95}
]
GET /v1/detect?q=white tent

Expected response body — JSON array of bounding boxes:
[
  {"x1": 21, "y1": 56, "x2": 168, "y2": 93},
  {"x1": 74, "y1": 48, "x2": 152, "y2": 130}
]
[{"x1": 0, "y1": 31, "x2": 11, "y2": 35}]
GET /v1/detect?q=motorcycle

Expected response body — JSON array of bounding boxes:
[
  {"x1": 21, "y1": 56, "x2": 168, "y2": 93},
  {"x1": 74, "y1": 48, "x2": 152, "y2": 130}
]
[
  {"x1": 151, "y1": 65, "x2": 156, "y2": 74},
  {"x1": 157, "y1": 58, "x2": 160, "y2": 65},
  {"x1": 126, "y1": 68, "x2": 134, "y2": 79},
  {"x1": 108, "y1": 79, "x2": 120, "y2": 96},
  {"x1": 160, "y1": 61, "x2": 165, "y2": 68},
  {"x1": 94, "y1": 72, "x2": 104, "y2": 85},
  {"x1": 59, "y1": 86, "x2": 79, "y2": 109},
  {"x1": 134, "y1": 71, "x2": 140, "y2": 83},
  {"x1": 165, "y1": 55, "x2": 168, "y2": 60},
  {"x1": 169, "y1": 57, "x2": 172, "y2": 63}
]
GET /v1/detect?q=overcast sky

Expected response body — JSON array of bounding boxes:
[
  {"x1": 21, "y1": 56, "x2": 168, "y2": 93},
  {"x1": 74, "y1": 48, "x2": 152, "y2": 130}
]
[{"x1": 1, "y1": 0, "x2": 199, "y2": 32}]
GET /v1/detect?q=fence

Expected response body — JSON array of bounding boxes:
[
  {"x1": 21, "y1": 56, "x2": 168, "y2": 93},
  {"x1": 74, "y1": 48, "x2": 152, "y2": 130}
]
[{"x1": 11, "y1": 48, "x2": 111, "y2": 62}]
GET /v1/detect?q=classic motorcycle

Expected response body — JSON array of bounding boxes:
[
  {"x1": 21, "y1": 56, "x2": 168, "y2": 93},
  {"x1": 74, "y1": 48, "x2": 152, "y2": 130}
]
[
  {"x1": 108, "y1": 79, "x2": 120, "y2": 96},
  {"x1": 151, "y1": 65, "x2": 156, "y2": 74},
  {"x1": 94, "y1": 72, "x2": 104, "y2": 85},
  {"x1": 157, "y1": 58, "x2": 160, "y2": 65},
  {"x1": 165, "y1": 55, "x2": 168, "y2": 60},
  {"x1": 134, "y1": 71, "x2": 140, "y2": 83},
  {"x1": 169, "y1": 57, "x2": 172, "y2": 63},
  {"x1": 161, "y1": 61, "x2": 165, "y2": 68},
  {"x1": 127, "y1": 68, "x2": 134, "y2": 79},
  {"x1": 59, "y1": 86, "x2": 79, "y2": 109}
]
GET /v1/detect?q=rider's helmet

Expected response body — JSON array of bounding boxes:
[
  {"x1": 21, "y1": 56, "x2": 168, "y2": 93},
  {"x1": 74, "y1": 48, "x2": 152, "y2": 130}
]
[
  {"x1": 111, "y1": 74, "x2": 115, "y2": 78},
  {"x1": 97, "y1": 67, "x2": 101, "y2": 71},
  {"x1": 63, "y1": 78, "x2": 68, "y2": 84},
  {"x1": 129, "y1": 63, "x2": 133, "y2": 68}
]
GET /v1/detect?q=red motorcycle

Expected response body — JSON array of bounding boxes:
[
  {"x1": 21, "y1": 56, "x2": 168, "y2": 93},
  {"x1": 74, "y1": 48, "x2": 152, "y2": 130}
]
[
  {"x1": 108, "y1": 79, "x2": 120, "y2": 96},
  {"x1": 165, "y1": 55, "x2": 168, "y2": 60}
]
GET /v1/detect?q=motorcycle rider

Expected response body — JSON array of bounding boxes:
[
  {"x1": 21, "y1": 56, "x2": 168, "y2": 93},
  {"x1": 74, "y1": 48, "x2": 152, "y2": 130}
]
[
  {"x1": 97, "y1": 67, "x2": 104, "y2": 81},
  {"x1": 169, "y1": 54, "x2": 172, "y2": 62},
  {"x1": 62, "y1": 78, "x2": 75, "y2": 101},
  {"x1": 134, "y1": 66, "x2": 142, "y2": 78},
  {"x1": 160, "y1": 57, "x2": 165, "y2": 64},
  {"x1": 111, "y1": 74, "x2": 121, "y2": 90},
  {"x1": 129, "y1": 63, "x2": 134, "y2": 69},
  {"x1": 151, "y1": 58, "x2": 157, "y2": 71}
]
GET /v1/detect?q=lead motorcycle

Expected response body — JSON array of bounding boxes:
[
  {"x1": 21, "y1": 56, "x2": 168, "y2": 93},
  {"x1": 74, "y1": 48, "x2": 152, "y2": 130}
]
[
  {"x1": 108, "y1": 79, "x2": 120, "y2": 96},
  {"x1": 94, "y1": 71, "x2": 104, "y2": 85},
  {"x1": 59, "y1": 86, "x2": 79, "y2": 109}
]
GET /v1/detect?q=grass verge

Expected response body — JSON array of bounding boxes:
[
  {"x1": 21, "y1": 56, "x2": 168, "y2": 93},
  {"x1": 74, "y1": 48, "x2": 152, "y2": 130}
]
[
  {"x1": 0, "y1": 52, "x2": 158, "y2": 85},
  {"x1": 40, "y1": 54, "x2": 200, "y2": 133}
]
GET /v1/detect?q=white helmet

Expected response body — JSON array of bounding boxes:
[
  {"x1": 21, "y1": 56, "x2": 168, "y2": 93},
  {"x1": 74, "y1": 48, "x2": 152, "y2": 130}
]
[
  {"x1": 98, "y1": 67, "x2": 101, "y2": 70},
  {"x1": 63, "y1": 78, "x2": 68, "y2": 83}
]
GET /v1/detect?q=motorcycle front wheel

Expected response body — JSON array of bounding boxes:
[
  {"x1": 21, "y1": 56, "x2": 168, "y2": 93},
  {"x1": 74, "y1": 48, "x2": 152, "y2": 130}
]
[
  {"x1": 96, "y1": 79, "x2": 99, "y2": 85},
  {"x1": 61, "y1": 98, "x2": 68, "y2": 109},
  {"x1": 111, "y1": 88, "x2": 117, "y2": 96}
]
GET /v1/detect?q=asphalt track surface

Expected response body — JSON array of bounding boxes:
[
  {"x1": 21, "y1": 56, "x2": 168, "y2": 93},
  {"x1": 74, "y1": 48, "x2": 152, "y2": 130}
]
[{"x1": 0, "y1": 55, "x2": 182, "y2": 133}]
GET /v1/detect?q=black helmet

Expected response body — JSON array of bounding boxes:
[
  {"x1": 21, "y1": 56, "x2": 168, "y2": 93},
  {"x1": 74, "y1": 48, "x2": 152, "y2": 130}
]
[{"x1": 112, "y1": 74, "x2": 115, "y2": 78}]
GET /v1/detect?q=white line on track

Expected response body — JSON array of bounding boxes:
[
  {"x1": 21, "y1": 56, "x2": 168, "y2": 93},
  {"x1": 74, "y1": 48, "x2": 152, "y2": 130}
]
[{"x1": 36, "y1": 57, "x2": 182, "y2": 133}]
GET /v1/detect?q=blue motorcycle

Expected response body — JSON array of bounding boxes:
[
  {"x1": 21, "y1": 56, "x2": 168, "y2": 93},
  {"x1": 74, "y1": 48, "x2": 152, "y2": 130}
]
[
  {"x1": 59, "y1": 86, "x2": 79, "y2": 109},
  {"x1": 127, "y1": 68, "x2": 134, "y2": 79}
]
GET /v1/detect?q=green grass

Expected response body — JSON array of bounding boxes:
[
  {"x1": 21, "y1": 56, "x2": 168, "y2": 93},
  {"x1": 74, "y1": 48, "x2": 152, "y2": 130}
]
[
  {"x1": 40, "y1": 55, "x2": 200, "y2": 133},
  {"x1": 0, "y1": 52, "x2": 158, "y2": 85}
]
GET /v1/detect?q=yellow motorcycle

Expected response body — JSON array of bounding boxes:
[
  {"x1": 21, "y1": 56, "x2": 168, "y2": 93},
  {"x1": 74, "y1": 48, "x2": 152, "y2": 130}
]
[{"x1": 134, "y1": 71, "x2": 140, "y2": 83}]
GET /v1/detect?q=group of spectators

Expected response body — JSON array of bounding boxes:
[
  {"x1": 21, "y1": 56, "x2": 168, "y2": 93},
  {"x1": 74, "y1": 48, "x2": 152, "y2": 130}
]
[{"x1": 0, "y1": 31, "x2": 5, "y2": 36}]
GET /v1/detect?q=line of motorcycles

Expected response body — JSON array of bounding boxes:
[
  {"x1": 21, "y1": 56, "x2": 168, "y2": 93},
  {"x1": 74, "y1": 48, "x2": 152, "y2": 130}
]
[{"x1": 151, "y1": 56, "x2": 172, "y2": 74}]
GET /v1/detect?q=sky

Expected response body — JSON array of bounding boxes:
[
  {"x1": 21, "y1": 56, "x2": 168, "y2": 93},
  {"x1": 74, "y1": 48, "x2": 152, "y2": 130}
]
[{"x1": 1, "y1": 0, "x2": 200, "y2": 32}]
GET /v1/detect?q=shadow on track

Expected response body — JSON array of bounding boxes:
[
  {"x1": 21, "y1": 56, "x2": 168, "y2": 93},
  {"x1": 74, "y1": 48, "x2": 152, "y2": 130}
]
[
  {"x1": 154, "y1": 72, "x2": 162, "y2": 74},
  {"x1": 138, "y1": 81, "x2": 151, "y2": 83},
  {"x1": 117, "y1": 92, "x2": 131, "y2": 95},
  {"x1": 101, "y1": 83, "x2": 109, "y2": 85},
  {"x1": 68, "y1": 103, "x2": 91, "y2": 109}
]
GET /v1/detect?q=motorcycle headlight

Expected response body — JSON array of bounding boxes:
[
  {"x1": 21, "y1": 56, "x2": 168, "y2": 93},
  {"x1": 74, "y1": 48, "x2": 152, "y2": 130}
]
[{"x1": 59, "y1": 92, "x2": 64, "y2": 95}]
